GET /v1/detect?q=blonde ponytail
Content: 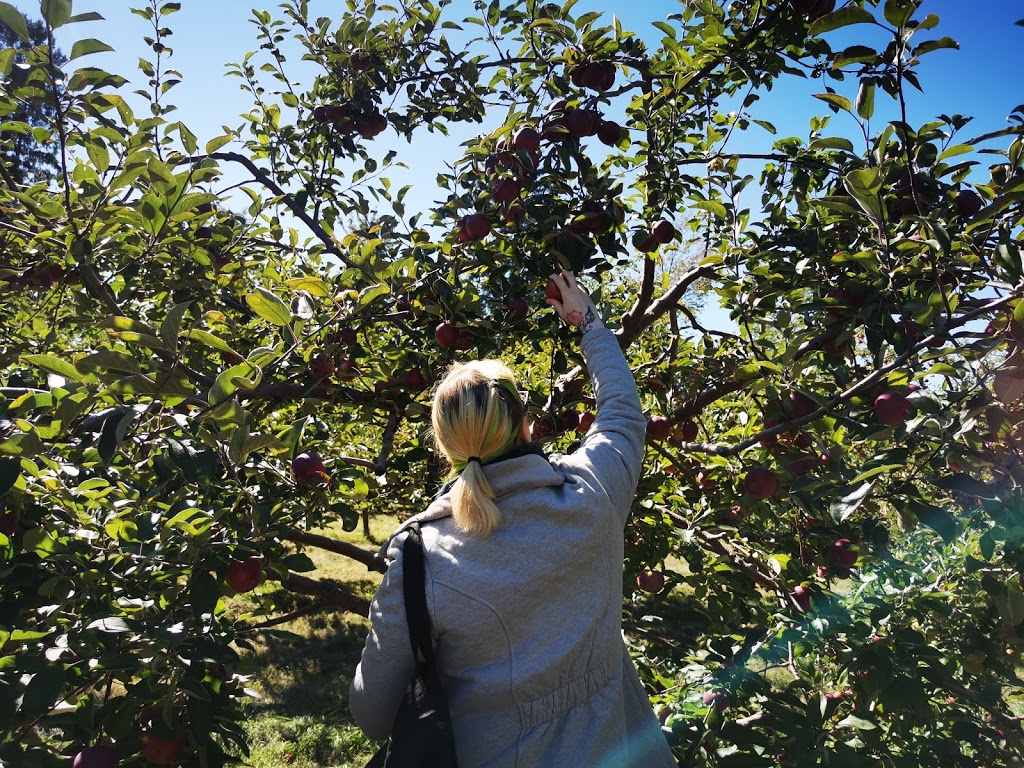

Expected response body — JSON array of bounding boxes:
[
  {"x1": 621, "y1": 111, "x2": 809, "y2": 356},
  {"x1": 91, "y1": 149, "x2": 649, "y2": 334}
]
[
  {"x1": 450, "y1": 461, "x2": 501, "y2": 536},
  {"x1": 431, "y1": 360, "x2": 526, "y2": 536}
]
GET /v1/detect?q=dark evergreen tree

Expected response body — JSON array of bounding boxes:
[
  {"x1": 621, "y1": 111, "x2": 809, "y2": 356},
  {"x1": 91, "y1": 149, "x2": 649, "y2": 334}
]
[{"x1": 0, "y1": 17, "x2": 65, "y2": 186}]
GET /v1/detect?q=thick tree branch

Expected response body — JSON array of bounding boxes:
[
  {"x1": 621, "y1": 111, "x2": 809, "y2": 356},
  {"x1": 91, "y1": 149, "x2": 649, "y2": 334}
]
[
  {"x1": 282, "y1": 573, "x2": 373, "y2": 616},
  {"x1": 285, "y1": 528, "x2": 387, "y2": 573}
]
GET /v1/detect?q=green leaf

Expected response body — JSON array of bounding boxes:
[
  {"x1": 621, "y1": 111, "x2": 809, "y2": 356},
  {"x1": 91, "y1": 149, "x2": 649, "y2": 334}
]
[
  {"x1": 849, "y1": 464, "x2": 904, "y2": 484},
  {"x1": 883, "y1": 0, "x2": 915, "y2": 28},
  {"x1": 190, "y1": 571, "x2": 221, "y2": 618},
  {"x1": 932, "y1": 473, "x2": 1000, "y2": 499},
  {"x1": 285, "y1": 277, "x2": 332, "y2": 298},
  {"x1": 21, "y1": 354, "x2": 87, "y2": 383},
  {"x1": 206, "y1": 134, "x2": 233, "y2": 154},
  {"x1": 278, "y1": 417, "x2": 308, "y2": 462},
  {"x1": 98, "y1": 409, "x2": 131, "y2": 464},
  {"x1": 160, "y1": 302, "x2": 192, "y2": 352},
  {"x1": 69, "y1": 38, "x2": 115, "y2": 60},
  {"x1": 40, "y1": 0, "x2": 73, "y2": 29},
  {"x1": 75, "y1": 351, "x2": 142, "y2": 376},
  {"x1": 0, "y1": 457, "x2": 20, "y2": 496},
  {"x1": 86, "y1": 617, "x2": 134, "y2": 633},
  {"x1": 813, "y1": 93, "x2": 852, "y2": 113},
  {"x1": 185, "y1": 330, "x2": 239, "y2": 357},
  {"x1": 332, "y1": 501, "x2": 360, "y2": 532},
  {"x1": 0, "y1": 2, "x2": 29, "y2": 42},
  {"x1": 809, "y1": 6, "x2": 876, "y2": 36},
  {"x1": 855, "y1": 79, "x2": 875, "y2": 120},
  {"x1": 246, "y1": 288, "x2": 291, "y2": 326},
  {"x1": 283, "y1": 553, "x2": 316, "y2": 573},
  {"x1": 836, "y1": 714, "x2": 877, "y2": 730},
  {"x1": 208, "y1": 362, "x2": 261, "y2": 406},
  {"x1": 20, "y1": 666, "x2": 65, "y2": 717},
  {"x1": 692, "y1": 200, "x2": 728, "y2": 218},
  {"x1": 829, "y1": 481, "x2": 874, "y2": 523},
  {"x1": 844, "y1": 168, "x2": 884, "y2": 221},
  {"x1": 906, "y1": 498, "x2": 957, "y2": 543}
]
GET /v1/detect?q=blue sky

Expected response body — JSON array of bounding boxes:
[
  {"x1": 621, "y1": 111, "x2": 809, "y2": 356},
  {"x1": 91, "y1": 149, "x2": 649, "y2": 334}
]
[{"x1": 8, "y1": 0, "x2": 1024, "y2": 328}]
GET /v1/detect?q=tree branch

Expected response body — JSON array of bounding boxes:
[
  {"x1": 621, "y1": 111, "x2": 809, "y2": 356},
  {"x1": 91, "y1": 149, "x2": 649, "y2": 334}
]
[
  {"x1": 282, "y1": 573, "x2": 373, "y2": 616},
  {"x1": 285, "y1": 527, "x2": 387, "y2": 573},
  {"x1": 178, "y1": 152, "x2": 357, "y2": 269}
]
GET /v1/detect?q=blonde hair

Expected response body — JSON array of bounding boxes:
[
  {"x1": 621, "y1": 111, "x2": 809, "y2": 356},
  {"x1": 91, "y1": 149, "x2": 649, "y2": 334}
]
[{"x1": 431, "y1": 360, "x2": 526, "y2": 536}]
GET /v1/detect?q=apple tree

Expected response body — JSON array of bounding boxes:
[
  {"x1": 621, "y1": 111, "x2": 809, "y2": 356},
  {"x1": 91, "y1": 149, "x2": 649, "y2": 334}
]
[{"x1": 1, "y1": 0, "x2": 1024, "y2": 766}]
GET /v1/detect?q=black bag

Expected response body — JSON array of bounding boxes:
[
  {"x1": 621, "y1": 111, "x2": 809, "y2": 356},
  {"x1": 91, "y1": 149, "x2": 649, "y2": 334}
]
[{"x1": 367, "y1": 524, "x2": 460, "y2": 768}]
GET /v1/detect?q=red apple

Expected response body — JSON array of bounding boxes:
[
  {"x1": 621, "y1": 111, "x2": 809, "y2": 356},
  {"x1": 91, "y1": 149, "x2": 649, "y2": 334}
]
[
  {"x1": 336, "y1": 356, "x2": 357, "y2": 382},
  {"x1": 545, "y1": 277, "x2": 562, "y2": 303},
  {"x1": 703, "y1": 691, "x2": 728, "y2": 711},
  {"x1": 404, "y1": 369, "x2": 427, "y2": 390},
  {"x1": 355, "y1": 110, "x2": 388, "y2": 139},
  {"x1": 646, "y1": 416, "x2": 672, "y2": 442},
  {"x1": 759, "y1": 418, "x2": 780, "y2": 448},
  {"x1": 511, "y1": 126, "x2": 541, "y2": 153},
  {"x1": 142, "y1": 731, "x2": 185, "y2": 766},
  {"x1": 597, "y1": 120, "x2": 624, "y2": 147},
  {"x1": 73, "y1": 746, "x2": 119, "y2": 768},
  {"x1": 636, "y1": 568, "x2": 665, "y2": 593},
  {"x1": 0, "y1": 508, "x2": 18, "y2": 536},
  {"x1": 957, "y1": 188, "x2": 983, "y2": 219},
  {"x1": 565, "y1": 108, "x2": 600, "y2": 138},
  {"x1": 652, "y1": 219, "x2": 675, "y2": 244},
  {"x1": 508, "y1": 297, "x2": 529, "y2": 319},
  {"x1": 792, "y1": 585, "x2": 813, "y2": 613},
  {"x1": 309, "y1": 352, "x2": 334, "y2": 378},
  {"x1": 374, "y1": 377, "x2": 398, "y2": 396},
  {"x1": 292, "y1": 452, "x2": 328, "y2": 484},
  {"x1": 464, "y1": 213, "x2": 492, "y2": 240},
  {"x1": 824, "y1": 288, "x2": 853, "y2": 316},
  {"x1": 454, "y1": 332, "x2": 474, "y2": 351},
  {"x1": 335, "y1": 326, "x2": 358, "y2": 345},
  {"x1": 829, "y1": 539, "x2": 858, "y2": 568},
  {"x1": 785, "y1": 455, "x2": 820, "y2": 477},
  {"x1": 671, "y1": 420, "x2": 698, "y2": 443},
  {"x1": 491, "y1": 177, "x2": 523, "y2": 204},
  {"x1": 226, "y1": 557, "x2": 262, "y2": 593},
  {"x1": 788, "y1": 391, "x2": 817, "y2": 419},
  {"x1": 350, "y1": 48, "x2": 372, "y2": 71},
  {"x1": 531, "y1": 415, "x2": 556, "y2": 439},
  {"x1": 874, "y1": 391, "x2": 911, "y2": 426},
  {"x1": 743, "y1": 467, "x2": 777, "y2": 500},
  {"x1": 578, "y1": 411, "x2": 595, "y2": 432},
  {"x1": 435, "y1": 322, "x2": 460, "y2": 349},
  {"x1": 636, "y1": 234, "x2": 658, "y2": 253},
  {"x1": 560, "y1": 410, "x2": 580, "y2": 432},
  {"x1": 578, "y1": 61, "x2": 615, "y2": 92}
]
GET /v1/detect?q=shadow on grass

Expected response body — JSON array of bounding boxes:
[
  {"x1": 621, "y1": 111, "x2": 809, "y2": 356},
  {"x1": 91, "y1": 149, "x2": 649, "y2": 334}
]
[
  {"x1": 242, "y1": 582, "x2": 380, "y2": 720},
  {"x1": 238, "y1": 579, "x2": 384, "y2": 767}
]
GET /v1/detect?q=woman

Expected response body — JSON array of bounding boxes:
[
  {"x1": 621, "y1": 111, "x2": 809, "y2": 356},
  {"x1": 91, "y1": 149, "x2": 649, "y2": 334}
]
[{"x1": 350, "y1": 272, "x2": 675, "y2": 767}]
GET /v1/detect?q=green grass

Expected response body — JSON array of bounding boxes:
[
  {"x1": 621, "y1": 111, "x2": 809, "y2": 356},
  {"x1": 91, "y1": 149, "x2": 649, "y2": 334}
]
[{"x1": 234, "y1": 516, "x2": 400, "y2": 768}]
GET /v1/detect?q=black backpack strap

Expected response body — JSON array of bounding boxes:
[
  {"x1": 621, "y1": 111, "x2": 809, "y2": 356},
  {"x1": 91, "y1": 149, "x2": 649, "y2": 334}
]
[{"x1": 402, "y1": 524, "x2": 436, "y2": 666}]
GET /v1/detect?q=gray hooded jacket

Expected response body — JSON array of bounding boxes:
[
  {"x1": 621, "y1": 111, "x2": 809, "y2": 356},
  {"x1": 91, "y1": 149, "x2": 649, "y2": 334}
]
[{"x1": 350, "y1": 327, "x2": 676, "y2": 767}]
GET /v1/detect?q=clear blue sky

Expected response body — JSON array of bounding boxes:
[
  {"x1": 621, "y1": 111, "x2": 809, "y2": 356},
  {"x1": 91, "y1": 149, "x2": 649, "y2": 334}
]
[{"x1": 9, "y1": 0, "x2": 1024, "y2": 329}]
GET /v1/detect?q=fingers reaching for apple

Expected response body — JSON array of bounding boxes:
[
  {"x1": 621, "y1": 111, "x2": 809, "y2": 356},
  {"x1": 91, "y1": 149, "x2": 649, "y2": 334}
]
[{"x1": 545, "y1": 272, "x2": 602, "y2": 333}]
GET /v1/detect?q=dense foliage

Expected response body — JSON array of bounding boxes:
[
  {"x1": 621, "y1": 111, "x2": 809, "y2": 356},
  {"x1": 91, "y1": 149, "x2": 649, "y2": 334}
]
[{"x1": 1, "y1": 0, "x2": 1023, "y2": 765}]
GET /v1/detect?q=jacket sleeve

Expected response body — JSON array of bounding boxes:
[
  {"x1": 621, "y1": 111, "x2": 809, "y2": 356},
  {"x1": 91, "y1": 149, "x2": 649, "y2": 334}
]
[
  {"x1": 349, "y1": 531, "x2": 416, "y2": 740},
  {"x1": 559, "y1": 326, "x2": 646, "y2": 526}
]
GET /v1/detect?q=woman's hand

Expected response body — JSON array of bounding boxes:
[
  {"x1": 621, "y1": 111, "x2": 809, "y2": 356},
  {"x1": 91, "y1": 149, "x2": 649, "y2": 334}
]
[{"x1": 545, "y1": 271, "x2": 603, "y2": 333}]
